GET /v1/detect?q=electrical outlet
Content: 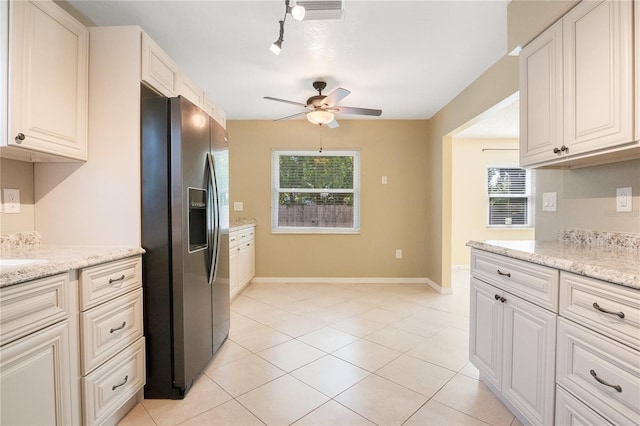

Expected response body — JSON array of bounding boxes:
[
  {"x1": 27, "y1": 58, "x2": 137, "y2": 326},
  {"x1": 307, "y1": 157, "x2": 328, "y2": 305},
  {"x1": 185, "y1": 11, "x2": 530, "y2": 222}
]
[
  {"x1": 3, "y1": 188, "x2": 20, "y2": 213},
  {"x1": 233, "y1": 201, "x2": 244, "y2": 211},
  {"x1": 382, "y1": 176, "x2": 388, "y2": 185},
  {"x1": 616, "y1": 187, "x2": 632, "y2": 212},
  {"x1": 395, "y1": 249, "x2": 402, "y2": 259}
]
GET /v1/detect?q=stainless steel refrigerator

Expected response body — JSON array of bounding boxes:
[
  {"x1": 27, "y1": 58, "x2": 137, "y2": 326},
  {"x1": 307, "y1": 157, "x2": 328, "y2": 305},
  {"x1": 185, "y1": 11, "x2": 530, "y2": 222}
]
[{"x1": 141, "y1": 95, "x2": 230, "y2": 399}]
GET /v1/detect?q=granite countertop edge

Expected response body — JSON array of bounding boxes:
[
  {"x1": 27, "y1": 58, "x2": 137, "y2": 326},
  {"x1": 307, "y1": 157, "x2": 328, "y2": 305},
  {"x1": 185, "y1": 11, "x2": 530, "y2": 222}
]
[
  {"x1": 0, "y1": 246, "x2": 146, "y2": 288},
  {"x1": 467, "y1": 240, "x2": 639, "y2": 290}
]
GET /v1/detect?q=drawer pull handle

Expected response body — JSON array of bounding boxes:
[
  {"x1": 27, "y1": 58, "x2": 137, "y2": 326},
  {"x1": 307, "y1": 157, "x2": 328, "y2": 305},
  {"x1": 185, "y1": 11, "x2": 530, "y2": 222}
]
[
  {"x1": 110, "y1": 321, "x2": 127, "y2": 333},
  {"x1": 108, "y1": 274, "x2": 126, "y2": 284},
  {"x1": 496, "y1": 269, "x2": 511, "y2": 278},
  {"x1": 592, "y1": 302, "x2": 625, "y2": 319},
  {"x1": 112, "y1": 375, "x2": 129, "y2": 391},
  {"x1": 590, "y1": 369, "x2": 622, "y2": 393}
]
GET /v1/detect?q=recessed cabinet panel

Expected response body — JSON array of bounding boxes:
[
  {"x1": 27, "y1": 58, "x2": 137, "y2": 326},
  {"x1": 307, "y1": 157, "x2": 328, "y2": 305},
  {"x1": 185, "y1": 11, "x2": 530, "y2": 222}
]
[
  {"x1": 469, "y1": 277, "x2": 502, "y2": 390},
  {"x1": 6, "y1": 0, "x2": 88, "y2": 161},
  {"x1": 141, "y1": 32, "x2": 180, "y2": 97},
  {"x1": 563, "y1": 0, "x2": 634, "y2": 154},
  {"x1": 520, "y1": 20, "x2": 564, "y2": 166},
  {"x1": 555, "y1": 385, "x2": 612, "y2": 425},
  {"x1": 0, "y1": 321, "x2": 73, "y2": 425},
  {"x1": 502, "y1": 295, "x2": 557, "y2": 425}
]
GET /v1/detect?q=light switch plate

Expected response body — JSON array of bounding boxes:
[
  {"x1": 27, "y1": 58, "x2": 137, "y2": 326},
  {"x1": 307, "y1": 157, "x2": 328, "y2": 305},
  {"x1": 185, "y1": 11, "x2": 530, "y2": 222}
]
[
  {"x1": 233, "y1": 201, "x2": 244, "y2": 211},
  {"x1": 616, "y1": 187, "x2": 632, "y2": 212},
  {"x1": 3, "y1": 188, "x2": 20, "y2": 213},
  {"x1": 542, "y1": 192, "x2": 557, "y2": 212}
]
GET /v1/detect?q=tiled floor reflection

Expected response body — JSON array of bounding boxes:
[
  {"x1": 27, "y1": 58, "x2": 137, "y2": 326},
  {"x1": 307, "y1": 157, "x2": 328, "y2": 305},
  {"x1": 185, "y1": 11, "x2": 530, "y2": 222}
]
[{"x1": 119, "y1": 270, "x2": 521, "y2": 425}]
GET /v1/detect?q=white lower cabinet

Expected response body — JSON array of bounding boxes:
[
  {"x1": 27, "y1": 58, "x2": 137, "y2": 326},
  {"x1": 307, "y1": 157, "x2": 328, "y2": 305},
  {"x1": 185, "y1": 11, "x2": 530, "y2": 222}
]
[
  {"x1": 470, "y1": 274, "x2": 557, "y2": 425},
  {"x1": 0, "y1": 273, "x2": 78, "y2": 425},
  {"x1": 229, "y1": 225, "x2": 256, "y2": 300},
  {"x1": 79, "y1": 256, "x2": 145, "y2": 425}
]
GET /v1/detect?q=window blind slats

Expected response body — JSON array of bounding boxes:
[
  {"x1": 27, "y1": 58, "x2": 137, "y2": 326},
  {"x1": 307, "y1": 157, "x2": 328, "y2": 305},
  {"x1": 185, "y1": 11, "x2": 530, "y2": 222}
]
[{"x1": 487, "y1": 166, "x2": 532, "y2": 227}]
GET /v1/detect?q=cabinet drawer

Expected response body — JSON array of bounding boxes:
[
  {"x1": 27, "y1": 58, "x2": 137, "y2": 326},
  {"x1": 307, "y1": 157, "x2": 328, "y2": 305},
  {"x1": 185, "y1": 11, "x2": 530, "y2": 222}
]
[
  {"x1": 556, "y1": 318, "x2": 640, "y2": 426},
  {"x1": 82, "y1": 337, "x2": 145, "y2": 425},
  {"x1": 555, "y1": 385, "x2": 612, "y2": 426},
  {"x1": 229, "y1": 230, "x2": 239, "y2": 250},
  {"x1": 560, "y1": 272, "x2": 639, "y2": 350},
  {"x1": 80, "y1": 288, "x2": 143, "y2": 375},
  {"x1": 471, "y1": 250, "x2": 559, "y2": 312},
  {"x1": 0, "y1": 273, "x2": 70, "y2": 346},
  {"x1": 79, "y1": 257, "x2": 141, "y2": 311},
  {"x1": 238, "y1": 228, "x2": 253, "y2": 243}
]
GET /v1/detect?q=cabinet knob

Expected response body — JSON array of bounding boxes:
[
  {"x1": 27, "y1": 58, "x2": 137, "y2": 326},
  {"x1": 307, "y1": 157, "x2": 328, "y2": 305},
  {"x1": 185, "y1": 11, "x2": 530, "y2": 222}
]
[
  {"x1": 15, "y1": 133, "x2": 25, "y2": 144},
  {"x1": 553, "y1": 147, "x2": 560, "y2": 154},
  {"x1": 494, "y1": 294, "x2": 501, "y2": 300},
  {"x1": 560, "y1": 145, "x2": 568, "y2": 152}
]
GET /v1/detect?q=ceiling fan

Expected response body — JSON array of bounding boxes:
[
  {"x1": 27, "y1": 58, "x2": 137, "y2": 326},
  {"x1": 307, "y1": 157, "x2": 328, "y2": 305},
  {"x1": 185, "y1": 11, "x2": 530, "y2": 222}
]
[{"x1": 264, "y1": 81, "x2": 382, "y2": 128}]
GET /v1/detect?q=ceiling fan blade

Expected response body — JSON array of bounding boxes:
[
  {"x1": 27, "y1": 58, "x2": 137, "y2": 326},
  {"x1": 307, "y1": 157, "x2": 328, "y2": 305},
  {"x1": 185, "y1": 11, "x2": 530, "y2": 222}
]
[
  {"x1": 273, "y1": 111, "x2": 308, "y2": 122},
  {"x1": 321, "y1": 88, "x2": 351, "y2": 108},
  {"x1": 334, "y1": 106, "x2": 382, "y2": 116},
  {"x1": 264, "y1": 96, "x2": 308, "y2": 108},
  {"x1": 326, "y1": 118, "x2": 339, "y2": 129}
]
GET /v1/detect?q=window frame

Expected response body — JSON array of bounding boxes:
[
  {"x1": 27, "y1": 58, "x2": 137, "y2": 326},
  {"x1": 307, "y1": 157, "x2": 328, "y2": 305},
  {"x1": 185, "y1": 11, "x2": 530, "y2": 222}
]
[
  {"x1": 486, "y1": 164, "x2": 534, "y2": 229},
  {"x1": 271, "y1": 149, "x2": 361, "y2": 234}
]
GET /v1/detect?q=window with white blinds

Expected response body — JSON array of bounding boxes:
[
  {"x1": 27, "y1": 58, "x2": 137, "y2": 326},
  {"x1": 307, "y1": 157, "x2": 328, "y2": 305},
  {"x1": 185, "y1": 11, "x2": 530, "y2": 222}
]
[
  {"x1": 487, "y1": 166, "x2": 532, "y2": 227},
  {"x1": 272, "y1": 150, "x2": 360, "y2": 233}
]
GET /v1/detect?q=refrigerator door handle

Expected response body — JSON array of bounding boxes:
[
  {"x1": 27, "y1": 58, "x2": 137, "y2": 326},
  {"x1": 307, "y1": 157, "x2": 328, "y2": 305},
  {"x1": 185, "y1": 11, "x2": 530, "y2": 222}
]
[{"x1": 207, "y1": 153, "x2": 221, "y2": 285}]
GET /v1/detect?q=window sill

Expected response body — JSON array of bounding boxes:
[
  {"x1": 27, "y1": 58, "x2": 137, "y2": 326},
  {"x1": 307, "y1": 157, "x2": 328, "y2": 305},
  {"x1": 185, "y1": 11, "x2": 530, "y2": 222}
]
[
  {"x1": 272, "y1": 227, "x2": 361, "y2": 235},
  {"x1": 486, "y1": 226, "x2": 535, "y2": 231}
]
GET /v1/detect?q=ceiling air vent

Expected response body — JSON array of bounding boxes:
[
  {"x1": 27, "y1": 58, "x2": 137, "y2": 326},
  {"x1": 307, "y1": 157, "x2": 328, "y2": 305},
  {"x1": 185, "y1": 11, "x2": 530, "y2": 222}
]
[{"x1": 297, "y1": 0, "x2": 345, "y2": 20}]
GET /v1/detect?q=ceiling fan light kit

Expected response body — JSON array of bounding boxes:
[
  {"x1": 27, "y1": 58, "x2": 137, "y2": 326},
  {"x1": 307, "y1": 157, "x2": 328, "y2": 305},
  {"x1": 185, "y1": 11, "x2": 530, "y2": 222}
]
[
  {"x1": 270, "y1": 0, "x2": 305, "y2": 55},
  {"x1": 264, "y1": 80, "x2": 382, "y2": 129}
]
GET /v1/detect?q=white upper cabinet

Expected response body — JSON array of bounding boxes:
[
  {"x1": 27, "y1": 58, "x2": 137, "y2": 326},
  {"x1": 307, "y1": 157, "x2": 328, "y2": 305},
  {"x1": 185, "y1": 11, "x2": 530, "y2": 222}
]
[
  {"x1": 519, "y1": 20, "x2": 564, "y2": 166},
  {"x1": 519, "y1": 0, "x2": 637, "y2": 168},
  {"x1": 563, "y1": 0, "x2": 633, "y2": 154},
  {"x1": 3, "y1": 0, "x2": 88, "y2": 162},
  {"x1": 179, "y1": 72, "x2": 205, "y2": 108},
  {"x1": 141, "y1": 32, "x2": 180, "y2": 97}
]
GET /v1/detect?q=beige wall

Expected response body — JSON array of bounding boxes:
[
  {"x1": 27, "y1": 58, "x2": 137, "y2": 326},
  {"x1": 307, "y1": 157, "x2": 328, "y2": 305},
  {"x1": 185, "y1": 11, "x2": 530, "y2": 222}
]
[
  {"x1": 535, "y1": 159, "x2": 640, "y2": 241},
  {"x1": 0, "y1": 158, "x2": 35, "y2": 234},
  {"x1": 227, "y1": 119, "x2": 431, "y2": 279},
  {"x1": 507, "y1": 0, "x2": 578, "y2": 53},
  {"x1": 425, "y1": 55, "x2": 520, "y2": 288},
  {"x1": 451, "y1": 138, "x2": 534, "y2": 266}
]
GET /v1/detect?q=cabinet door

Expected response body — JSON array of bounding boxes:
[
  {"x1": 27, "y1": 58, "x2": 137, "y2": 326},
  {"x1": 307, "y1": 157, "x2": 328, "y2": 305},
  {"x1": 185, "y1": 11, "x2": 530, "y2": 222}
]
[
  {"x1": 179, "y1": 73, "x2": 205, "y2": 108},
  {"x1": 469, "y1": 277, "x2": 502, "y2": 390},
  {"x1": 1, "y1": 321, "x2": 73, "y2": 425},
  {"x1": 8, "y1": 0, "x2": 88, "y2": 161},
  {"x1": 141, "y1": 32, "x2": 180, "y2": 97},
  {"x1": 563, "y1": 0, "x2": 634, "y2": 155},
  {"x1": 519, "y1": 20, "x2": 564, "y2": 166},
  {"x1": 501, "y1": 294, "x2": 557, "y2": 425},
  {"x1": 229, "y1": 248, "x2": 239, "y2": 300}
]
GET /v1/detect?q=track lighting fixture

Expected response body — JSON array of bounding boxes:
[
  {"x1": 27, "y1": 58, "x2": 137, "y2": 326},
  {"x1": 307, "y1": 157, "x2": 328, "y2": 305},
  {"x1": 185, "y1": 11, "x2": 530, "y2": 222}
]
[{"x1": 269, "y1": 0, "x2": 305, "y2": 55}]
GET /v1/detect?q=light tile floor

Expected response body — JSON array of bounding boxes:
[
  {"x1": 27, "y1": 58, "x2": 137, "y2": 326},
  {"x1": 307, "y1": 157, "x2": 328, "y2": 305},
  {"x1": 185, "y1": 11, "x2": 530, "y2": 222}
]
[{"x1": 119, "y1": 269, "x2": 523, "y2": 426}]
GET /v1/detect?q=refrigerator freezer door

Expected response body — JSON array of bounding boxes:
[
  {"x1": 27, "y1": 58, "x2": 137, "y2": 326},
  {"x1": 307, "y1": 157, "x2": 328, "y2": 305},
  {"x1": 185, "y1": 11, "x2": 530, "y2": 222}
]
[{"x1": 169, "y1": 97, "x2": 214, "y2": 393}]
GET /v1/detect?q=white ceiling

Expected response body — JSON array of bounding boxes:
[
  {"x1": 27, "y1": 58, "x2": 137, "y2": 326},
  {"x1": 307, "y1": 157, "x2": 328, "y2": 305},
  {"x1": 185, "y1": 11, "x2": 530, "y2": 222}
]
[{"x1": 68, "y1": 0, "x2": 509, "y2": 122}]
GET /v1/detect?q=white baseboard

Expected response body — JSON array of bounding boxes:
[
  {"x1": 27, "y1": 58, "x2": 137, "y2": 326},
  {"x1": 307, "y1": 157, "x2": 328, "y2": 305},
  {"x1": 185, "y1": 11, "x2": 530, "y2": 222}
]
[{"x1": 250, "y1": 277, "x2": 453, "y2": 295}]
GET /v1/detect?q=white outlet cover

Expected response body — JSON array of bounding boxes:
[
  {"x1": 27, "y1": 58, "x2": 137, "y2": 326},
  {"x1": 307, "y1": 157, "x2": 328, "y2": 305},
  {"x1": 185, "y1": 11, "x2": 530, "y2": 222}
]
[
  {"x1": 542, "y1": 192, "x2": 557, "y2": 212},
  {"x1": 233, "y1": 201, "x2": 244, "y2": 211},
  {"x1": 616, "y1": 187, "x2": 632, "y2": 212},
  {"x1": 3, "y1": 188, "x2": 20, "y2": 213}
]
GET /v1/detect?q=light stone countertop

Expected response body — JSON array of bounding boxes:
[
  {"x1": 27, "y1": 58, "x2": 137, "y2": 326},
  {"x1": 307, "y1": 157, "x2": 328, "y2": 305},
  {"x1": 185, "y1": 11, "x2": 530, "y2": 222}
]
[
  {"x1": 0, "y1": 245, "x2": 145, "y2": 288},
  {"x1": 467, "y1": 239, "x2": 640, "y2": 290}
]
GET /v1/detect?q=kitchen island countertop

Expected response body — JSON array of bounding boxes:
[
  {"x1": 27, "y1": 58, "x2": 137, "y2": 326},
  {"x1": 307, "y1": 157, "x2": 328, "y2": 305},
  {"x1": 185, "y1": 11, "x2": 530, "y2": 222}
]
[{"x1": 467, "y1": 239, "x2": 639, "y2": 289}]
